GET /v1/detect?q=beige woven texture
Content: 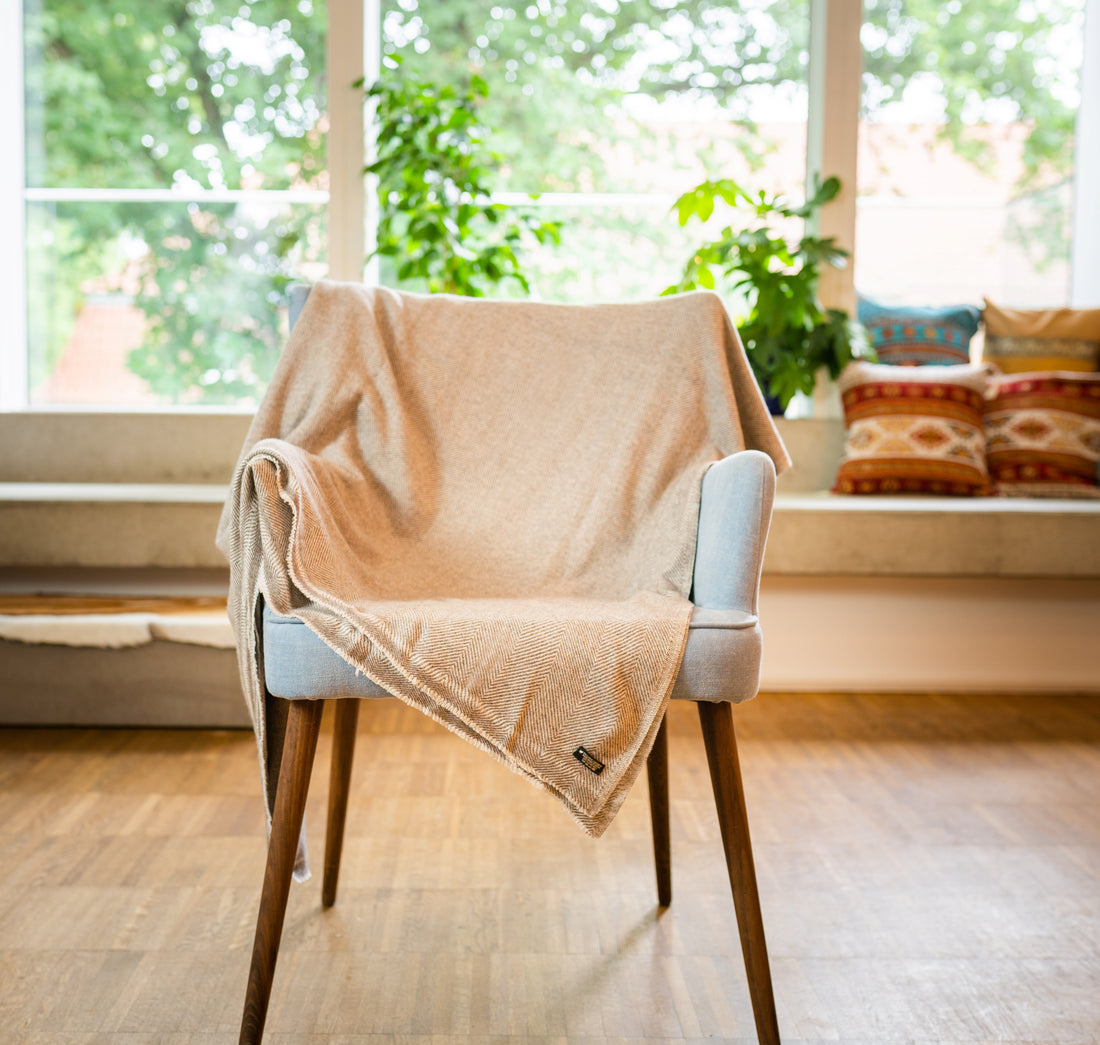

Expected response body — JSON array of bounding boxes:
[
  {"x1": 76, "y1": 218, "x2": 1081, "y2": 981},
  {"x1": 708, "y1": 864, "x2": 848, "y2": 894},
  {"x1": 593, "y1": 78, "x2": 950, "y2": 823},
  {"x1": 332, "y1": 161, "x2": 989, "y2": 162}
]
[{"x1": 218, "y1": 282, "x2": 786, "y2": 852}]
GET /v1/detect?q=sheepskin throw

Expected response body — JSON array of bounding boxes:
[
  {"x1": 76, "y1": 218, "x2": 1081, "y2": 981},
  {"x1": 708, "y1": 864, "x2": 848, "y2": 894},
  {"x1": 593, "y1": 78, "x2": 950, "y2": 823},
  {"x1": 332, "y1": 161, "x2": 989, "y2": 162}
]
[{"x1": 218, "y1": 282, "x2": 787, "y2": 863}]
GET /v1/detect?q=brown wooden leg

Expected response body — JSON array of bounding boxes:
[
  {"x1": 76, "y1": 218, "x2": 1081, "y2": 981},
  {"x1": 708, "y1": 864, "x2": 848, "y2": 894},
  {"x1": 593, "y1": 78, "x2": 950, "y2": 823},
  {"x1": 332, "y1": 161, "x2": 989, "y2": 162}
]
[
  {"x1": 322, "y1": 698, "x2": 360, "y2": 908},
  {"x1": 698, "y1": 700, "x2": 780, "y2": 1045},
  {"x1": 646, "y1": 711, "x2": 672, "y2": 907},
  {"x1": 239, "y1": 699, "x2": 324, "y2": 1045}
]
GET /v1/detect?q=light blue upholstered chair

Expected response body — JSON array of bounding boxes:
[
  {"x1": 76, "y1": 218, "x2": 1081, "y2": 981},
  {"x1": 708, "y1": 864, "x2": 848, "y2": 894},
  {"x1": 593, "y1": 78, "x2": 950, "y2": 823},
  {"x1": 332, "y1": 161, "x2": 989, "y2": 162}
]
[{"x1": 239, "y1": 284, "x2": 782, "y2": 1045}]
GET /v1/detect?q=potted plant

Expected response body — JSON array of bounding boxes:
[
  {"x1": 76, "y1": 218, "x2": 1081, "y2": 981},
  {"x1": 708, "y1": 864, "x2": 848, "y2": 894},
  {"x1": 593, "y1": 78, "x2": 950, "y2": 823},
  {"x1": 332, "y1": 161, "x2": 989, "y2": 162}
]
[
  {"x1": 663, "y1": 175, "x2": 871, "y2": 413},
  {"x1": 359, "y1": 59, "x2": 560, "y2": 297}
]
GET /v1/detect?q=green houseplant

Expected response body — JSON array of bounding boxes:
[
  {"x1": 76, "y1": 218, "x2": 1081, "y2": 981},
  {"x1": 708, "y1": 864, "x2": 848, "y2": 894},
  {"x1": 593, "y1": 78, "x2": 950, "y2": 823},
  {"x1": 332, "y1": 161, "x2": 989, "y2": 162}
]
[
  {"x1": 663, "y1": 175, "x2": 871, "y2": 413},
  {"x1": 359, "y1": 60, "x2": 560, "y2": 296}
]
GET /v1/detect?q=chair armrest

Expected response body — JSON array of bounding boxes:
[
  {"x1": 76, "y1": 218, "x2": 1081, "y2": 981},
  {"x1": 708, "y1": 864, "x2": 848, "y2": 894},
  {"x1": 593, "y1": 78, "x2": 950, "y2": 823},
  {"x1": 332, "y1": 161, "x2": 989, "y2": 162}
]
[{"x1": 692, "y1": 449, "x2": 777, "y2": 614}]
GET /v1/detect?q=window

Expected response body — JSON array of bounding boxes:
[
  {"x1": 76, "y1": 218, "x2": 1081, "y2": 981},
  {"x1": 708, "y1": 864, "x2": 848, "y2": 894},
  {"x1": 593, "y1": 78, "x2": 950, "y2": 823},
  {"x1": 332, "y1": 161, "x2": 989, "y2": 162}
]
[
  {"x1": 6, "y1": 0, "x2": 1097, "y2": 413},
  {"x1": 855, "y1": 0, "x2": 1088, "y2": 307},
  {"x1": 377, "y1": 0, "x2": 811, "y2": 305},
  {"x1": 17, "y1": 0, "x2": 327, "y2": 408}
]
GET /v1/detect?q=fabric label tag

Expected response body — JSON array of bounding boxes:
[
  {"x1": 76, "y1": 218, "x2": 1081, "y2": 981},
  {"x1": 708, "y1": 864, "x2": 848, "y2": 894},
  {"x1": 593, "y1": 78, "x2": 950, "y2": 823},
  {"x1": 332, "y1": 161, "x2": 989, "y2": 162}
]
[{"x1": 573, "y1": 746, "x2": 605, "y2": 775}]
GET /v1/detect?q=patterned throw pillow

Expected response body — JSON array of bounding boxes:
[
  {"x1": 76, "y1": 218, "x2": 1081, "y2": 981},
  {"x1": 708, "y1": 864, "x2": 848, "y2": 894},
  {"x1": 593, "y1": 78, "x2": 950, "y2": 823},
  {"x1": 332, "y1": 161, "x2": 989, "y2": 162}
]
[
  {"x1": 984, "y1": 373, "x2": 1100, "y2": 498},
  {"x1": 982, "y1": 300, "x2": 1100, "y2": 374},
  {"x1": 857, "y1": 297, "x2": 980, "y2": 366},
  {"x1": 833, "y1": 361, "x2": 994, "y2": 495}
]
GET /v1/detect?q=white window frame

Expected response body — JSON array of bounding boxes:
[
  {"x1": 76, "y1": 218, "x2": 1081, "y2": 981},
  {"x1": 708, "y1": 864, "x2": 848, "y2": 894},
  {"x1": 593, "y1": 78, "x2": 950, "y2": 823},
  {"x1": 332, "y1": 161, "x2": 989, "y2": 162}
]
[
  {"x1": 1, "y1": 0, "x2": 28, "y2": 413},
  {"x1": 805, "y1": 0, "x2": 861, "y2": 318},
  {"x1": 1073, "y1": 0, "x2": 1100, "y2": 306}
]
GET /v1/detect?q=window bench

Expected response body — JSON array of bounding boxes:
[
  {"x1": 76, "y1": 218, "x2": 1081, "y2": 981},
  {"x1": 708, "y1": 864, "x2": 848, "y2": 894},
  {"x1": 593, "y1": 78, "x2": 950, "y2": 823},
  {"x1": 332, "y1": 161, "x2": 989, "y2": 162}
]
[
  {"x1": 769, "y1": 492, "x2": 1100, "y2": 577},
  {"x1": 1, "y1": 414, "x2": 1097, "y2": 725},
  {"x1": 0, "y1": 589, "x2": 244, "y2": 728},
  {"x1": 3, "y1": 480, "x2": 1098, "y2": 577}
]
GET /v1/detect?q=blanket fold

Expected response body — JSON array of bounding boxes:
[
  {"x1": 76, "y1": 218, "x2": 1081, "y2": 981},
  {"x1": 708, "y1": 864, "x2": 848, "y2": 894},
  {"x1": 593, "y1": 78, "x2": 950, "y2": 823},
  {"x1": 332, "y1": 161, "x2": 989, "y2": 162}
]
[{"x1": 217, "y1": 282, "x2": 788, "y2": 872}]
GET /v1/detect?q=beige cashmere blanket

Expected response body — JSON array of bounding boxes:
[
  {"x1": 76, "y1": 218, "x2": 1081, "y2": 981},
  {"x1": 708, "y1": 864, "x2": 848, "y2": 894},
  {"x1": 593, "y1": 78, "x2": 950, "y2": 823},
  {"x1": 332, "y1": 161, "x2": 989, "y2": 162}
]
[{"x1": 217, "y1": 282, "x2": 787, "y2": 865}]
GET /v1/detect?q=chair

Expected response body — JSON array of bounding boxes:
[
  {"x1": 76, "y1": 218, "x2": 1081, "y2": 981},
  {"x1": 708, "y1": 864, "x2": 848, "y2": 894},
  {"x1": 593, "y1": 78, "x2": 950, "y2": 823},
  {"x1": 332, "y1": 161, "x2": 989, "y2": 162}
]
[{"x1": 235, "y1": 286, "x2": 783, "y2": 1044}]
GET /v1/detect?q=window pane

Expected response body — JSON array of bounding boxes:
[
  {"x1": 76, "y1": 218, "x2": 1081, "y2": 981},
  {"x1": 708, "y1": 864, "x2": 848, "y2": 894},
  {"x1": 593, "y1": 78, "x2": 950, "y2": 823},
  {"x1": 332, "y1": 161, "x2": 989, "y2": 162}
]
[
  {"x1": 373, "y1": 201, "x2": 708, "y2": 304},
  {"x1": 376, "y1": 1, "x2": 810, "y2": 302},
  {"x1": 22, "y1": 0, "x2": 326, "y2": 406},
  {"x1": 26, "y1": 199, "x2": 326, "y2": 406},
  {"x1": 24, "y1": 0, "x2": 325, "y2": 191},
  {"x1": 855, "y1": 0, "x2": 1085, "y2": 308}
]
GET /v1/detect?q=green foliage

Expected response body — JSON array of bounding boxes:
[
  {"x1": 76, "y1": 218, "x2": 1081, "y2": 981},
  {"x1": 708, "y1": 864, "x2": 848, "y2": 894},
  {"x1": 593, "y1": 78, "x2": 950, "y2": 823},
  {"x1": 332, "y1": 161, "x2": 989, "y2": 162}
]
[
  {"x1": 26, "y1": 0, "x2": 1084, "y2": 403},
  {"x1": 376, "y1": 1, "x2": 811, "y2": 194},
  {"x1": 26, "y1": 0, "x2": 325, "y2": 191},
  {"x1": 362, "y1": 60, "x2": 560, "y2": 297},
  {"x1": 384, "y1": 0, "x2": 1081, "y2": 192},
  {"x1": 861, "y1": 0, "x2": 1081, "y2": 186},
  {"x1": 387, "y1": 1, "x2": 1082, "y2": 282},
  {"x1": 664, "y1": 176, "x2": 872, "y2": 411},
  {"x1": 124, "y1": 204, "x2": 318, "y2": 403},
  {"x1": 26, "y1": 0, "x2": 326, "y2": 404}
]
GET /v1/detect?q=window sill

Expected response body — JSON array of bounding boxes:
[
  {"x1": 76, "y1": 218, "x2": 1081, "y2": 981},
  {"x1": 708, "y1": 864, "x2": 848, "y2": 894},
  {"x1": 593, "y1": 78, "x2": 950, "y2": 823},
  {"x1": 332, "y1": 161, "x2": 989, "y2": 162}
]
[
  {"x1": 3, "y1": 478, "x2": 1099, "y2": 577},
  {"x1": 0, "y1": 409, "x2": 252, "y2": 484}
]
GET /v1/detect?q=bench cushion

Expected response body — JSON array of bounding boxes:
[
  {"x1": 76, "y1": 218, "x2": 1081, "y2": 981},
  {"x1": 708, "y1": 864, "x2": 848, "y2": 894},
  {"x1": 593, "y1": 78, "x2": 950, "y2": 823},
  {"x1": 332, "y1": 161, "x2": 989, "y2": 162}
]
[
  {"x1": 857, "y1": 296, "x2": 979, "y2": 366},
  {"x1": 833, "y1": 361, "x2": 993, "y2": 495},
  {"x1": 985, "y1": 372, "x2": 1100, "y2": 498}
]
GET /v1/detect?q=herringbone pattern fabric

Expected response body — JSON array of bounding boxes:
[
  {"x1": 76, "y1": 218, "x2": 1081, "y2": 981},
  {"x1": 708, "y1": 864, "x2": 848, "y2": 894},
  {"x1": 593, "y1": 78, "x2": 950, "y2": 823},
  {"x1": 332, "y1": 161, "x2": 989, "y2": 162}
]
[{"x1": 217, "y1": 282, "x2": 786, "y2": 862}]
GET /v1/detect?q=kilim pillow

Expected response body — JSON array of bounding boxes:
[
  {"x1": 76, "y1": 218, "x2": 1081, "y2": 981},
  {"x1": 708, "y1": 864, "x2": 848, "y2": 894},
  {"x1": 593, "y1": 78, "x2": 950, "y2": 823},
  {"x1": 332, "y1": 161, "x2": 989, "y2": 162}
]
[
  {"x1": 982, "y1": 299, "x2": 1100, "y2": 374},
  {"x1": 857, "y1": 296, "x2": 979, "y2": 366},
  {"x1": 833, "y1": 361, "x2": 995, "y2": 495},
  {"x1": 984, "y1": 372, "x2": 1100, "y2": 498}
]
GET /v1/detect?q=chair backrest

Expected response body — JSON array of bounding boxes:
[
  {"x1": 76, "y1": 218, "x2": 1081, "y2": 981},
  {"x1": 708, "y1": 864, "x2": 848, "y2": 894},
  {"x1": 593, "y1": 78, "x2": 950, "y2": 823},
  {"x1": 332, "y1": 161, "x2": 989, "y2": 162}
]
[
  {"x1": 280, "y1": 283, "x2": 774, "y2": 605},
  {"x1": 288, "y1": 284, "x2": 312, "y2": 332}
]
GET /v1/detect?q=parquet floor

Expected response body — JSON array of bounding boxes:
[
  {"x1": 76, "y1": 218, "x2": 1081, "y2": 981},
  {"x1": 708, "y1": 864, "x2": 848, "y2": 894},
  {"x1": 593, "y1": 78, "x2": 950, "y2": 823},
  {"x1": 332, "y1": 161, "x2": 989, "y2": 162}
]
[{"x1": 0, "y1": 691, "x2": 1097, "y2": 1044}]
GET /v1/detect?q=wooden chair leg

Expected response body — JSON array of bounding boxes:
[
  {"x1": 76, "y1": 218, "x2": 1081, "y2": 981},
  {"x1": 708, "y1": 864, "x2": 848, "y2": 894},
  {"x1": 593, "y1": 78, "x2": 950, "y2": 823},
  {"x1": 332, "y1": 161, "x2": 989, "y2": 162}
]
[
  {"x1": 697, "y1": 700, "x2": 780, "y2": 1045},
  {"x1": 646, "y1": 711, "x2": 672, "y2": 907},
  {"x1": 239, "y1": 698, "x2": 324, "y2": 1045},
  {"x1": 322, "y1": 698, "x2": 360, "y2": 908}
]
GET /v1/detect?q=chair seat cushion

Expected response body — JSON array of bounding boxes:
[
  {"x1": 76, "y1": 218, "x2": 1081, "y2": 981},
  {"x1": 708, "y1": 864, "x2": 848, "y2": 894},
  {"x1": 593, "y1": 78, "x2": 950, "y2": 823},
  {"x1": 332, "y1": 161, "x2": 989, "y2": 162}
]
[{"x1": 262, "y1": 603, "x2": 761, "y2": 706}]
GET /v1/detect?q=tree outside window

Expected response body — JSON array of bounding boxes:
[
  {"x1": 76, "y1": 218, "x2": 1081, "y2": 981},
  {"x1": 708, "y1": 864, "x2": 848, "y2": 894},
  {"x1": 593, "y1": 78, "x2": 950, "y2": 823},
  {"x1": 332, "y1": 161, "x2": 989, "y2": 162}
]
[{"x1": 20, "y1": 0, "x2": 1088, "y2": 406}]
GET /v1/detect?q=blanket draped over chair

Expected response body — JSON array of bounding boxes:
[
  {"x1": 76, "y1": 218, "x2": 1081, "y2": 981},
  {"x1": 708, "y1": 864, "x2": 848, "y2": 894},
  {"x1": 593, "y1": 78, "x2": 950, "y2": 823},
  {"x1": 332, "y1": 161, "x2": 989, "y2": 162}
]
[{"x1": 217, "y1": 282, "x2": 787, "y2": 872}]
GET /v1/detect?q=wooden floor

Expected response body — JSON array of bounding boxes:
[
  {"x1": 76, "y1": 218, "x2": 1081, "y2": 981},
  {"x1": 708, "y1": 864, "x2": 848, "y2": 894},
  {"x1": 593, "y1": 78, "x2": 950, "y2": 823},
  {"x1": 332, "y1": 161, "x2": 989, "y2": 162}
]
[{"x1": 1, "y1": 691, "x2": 1097, "y2": 1045}]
